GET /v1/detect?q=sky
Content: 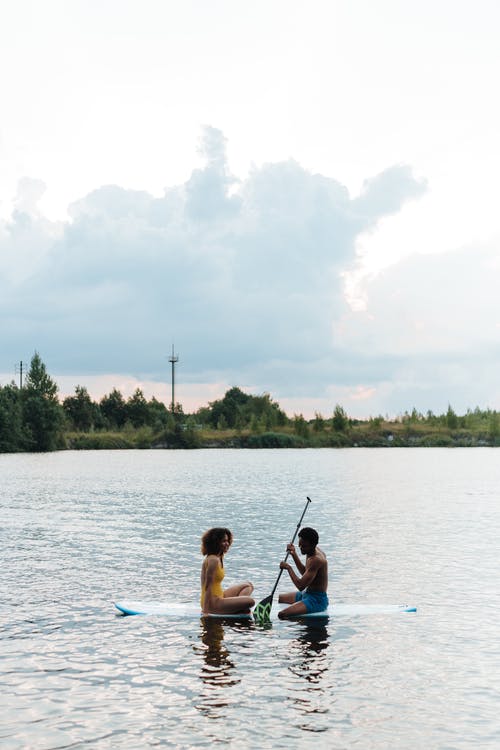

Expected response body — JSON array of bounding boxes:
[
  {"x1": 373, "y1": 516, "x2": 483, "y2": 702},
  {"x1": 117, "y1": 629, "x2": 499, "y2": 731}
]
[{"x1": 1, "y1": 0, "x2": 500, "y2": 418}]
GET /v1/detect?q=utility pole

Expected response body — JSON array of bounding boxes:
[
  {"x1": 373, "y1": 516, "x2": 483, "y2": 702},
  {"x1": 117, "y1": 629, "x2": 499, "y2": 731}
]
[
  {"x1": 15, "y1": 361, "x2": 27, "y2": 389},
  {"x1": 168, "y1": 345, "x2": 179, "y2": 413}
]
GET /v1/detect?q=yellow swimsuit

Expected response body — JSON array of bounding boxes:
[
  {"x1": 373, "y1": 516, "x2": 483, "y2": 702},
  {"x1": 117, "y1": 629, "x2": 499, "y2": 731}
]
[{"x1": 200, "y1": 557, "x2": 224, "y2": 609}]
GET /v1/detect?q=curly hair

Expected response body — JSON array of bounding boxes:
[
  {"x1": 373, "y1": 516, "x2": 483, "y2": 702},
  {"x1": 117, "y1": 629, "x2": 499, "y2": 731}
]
[
  {"x1": 201, "y1": 527, "x2": 233, "y2": 556},
  {"x1": 298, "y1": 527, "x2": 319, "y2": 547}
]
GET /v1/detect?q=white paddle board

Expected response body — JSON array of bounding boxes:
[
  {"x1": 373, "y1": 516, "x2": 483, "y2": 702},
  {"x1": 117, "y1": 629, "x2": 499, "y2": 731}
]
[
  {"x1": 114, "y1": 600, "x2": 416, "y2": 618},
  {"x1": 115, "y1": 600, "x2": 252, "y2": 618}
]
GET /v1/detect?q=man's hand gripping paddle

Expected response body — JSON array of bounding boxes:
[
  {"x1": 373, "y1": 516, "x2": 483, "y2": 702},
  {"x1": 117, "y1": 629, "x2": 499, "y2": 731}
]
[{"x1": 253, "y1": 496, "x2": 311, "y2": 623}]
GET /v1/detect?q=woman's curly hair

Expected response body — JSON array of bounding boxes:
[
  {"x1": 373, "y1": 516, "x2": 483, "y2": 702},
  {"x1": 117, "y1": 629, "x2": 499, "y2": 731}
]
[{"x1": 201, "y1": 527, "x2": 233, "y2": 556}]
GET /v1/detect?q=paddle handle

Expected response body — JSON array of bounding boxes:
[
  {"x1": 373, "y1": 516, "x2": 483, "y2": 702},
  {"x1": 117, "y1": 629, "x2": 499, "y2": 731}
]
[{"x1": 269, "y1": 496, "x2": 311, "y2": 598}]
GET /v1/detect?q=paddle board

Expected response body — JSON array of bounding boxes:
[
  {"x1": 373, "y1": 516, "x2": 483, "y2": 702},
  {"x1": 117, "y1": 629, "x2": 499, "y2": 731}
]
[
  {"x1": 114, "y1": 600, "x2": 416, "y2": 618},
  {"x1": 115, "y1": 600, "x2": 252, "y2": 618}
]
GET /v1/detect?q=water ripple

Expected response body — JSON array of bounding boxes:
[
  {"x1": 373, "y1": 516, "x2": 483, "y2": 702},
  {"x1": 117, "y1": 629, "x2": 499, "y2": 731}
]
[{"x1": 1, "y1": 449, "x2": 500, "y2": 748}]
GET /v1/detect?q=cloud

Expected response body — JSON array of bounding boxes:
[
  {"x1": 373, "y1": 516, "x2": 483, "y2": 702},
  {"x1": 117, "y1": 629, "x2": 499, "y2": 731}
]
[
  {"x1": 14, "y1": 177, "x2": 48, "y2": 216},
  {"x1": 0, "y1": 126, "x2": 427, "y2": 411},
  {"x1": 334, "y1": 243, "x2": 500, "y2": 414},
  {"x1": 0, "y1": 185, "x2": 63, "y2": 286},
  {"x1": 351, "y1": 165, "x2": 427, "y2": 221},
  {"x1": 338, "y1": 245, "x2": 500, "y2": 355}
]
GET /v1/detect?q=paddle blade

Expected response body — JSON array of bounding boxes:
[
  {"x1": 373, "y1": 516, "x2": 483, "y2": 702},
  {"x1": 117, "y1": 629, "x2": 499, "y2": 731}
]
[{"x1": 253, "y1": 595, "x2": 273, "y2": 622}]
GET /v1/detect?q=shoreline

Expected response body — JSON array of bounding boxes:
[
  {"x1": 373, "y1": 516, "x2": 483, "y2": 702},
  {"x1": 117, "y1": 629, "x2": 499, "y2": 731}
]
[{"x1": 55, "y1": 429, "x2": 500, "y2": 451}]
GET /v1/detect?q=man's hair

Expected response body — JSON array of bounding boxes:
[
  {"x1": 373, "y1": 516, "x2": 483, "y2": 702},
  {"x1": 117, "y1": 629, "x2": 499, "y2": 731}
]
[
  {"x1": 298, "y1": 527, "x2": 319, "y2": 547},
  {"x1": 201, "y1": 527, "x2": 233, "y2": 556}
]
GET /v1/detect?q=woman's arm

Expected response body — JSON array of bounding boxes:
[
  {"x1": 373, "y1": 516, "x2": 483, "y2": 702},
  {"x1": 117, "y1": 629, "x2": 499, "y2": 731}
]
[{"x1": 201, "y1": 556, "x2": 219, "y2": 609}]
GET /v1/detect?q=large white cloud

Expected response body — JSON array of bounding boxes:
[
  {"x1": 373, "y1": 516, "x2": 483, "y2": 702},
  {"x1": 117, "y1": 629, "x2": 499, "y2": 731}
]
[
  {"x1": 335, "y1": 243, "x2": 500, "y2": 414},
  {"x1": 0, "y1": 127, "x2": 427, "y2": 408}
]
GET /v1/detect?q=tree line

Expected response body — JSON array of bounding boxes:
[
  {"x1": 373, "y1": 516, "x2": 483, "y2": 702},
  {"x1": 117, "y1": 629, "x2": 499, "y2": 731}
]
[
  {"x1": 0, "y1": 353, "x2": 175, "y2": 452},
  {"x1": 1, "y1": 353, "x2": 499, "y2": 452},
  {"x1": 0, "y1": 354, "x2": 291, "y2": 452}
]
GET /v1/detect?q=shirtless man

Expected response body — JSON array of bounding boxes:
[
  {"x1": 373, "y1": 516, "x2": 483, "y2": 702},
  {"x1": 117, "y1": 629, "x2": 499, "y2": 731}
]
[{"x1": 278, "y1": 527, "x2": 328, "y2": 618}]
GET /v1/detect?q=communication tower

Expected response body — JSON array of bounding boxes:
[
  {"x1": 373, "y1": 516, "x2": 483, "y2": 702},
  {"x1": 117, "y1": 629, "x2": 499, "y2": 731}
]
[
  {"x1": 168, "y1": 345, "x2": 179, "y2": 413},
  {"x1": 15, "y1": 361, "x2": 27, "y2": 389}
]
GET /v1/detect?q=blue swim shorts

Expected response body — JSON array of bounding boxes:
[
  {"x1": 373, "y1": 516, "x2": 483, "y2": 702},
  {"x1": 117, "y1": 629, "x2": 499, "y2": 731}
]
[{"x1": 295, "y1": 589, "x2": 329, "y2": 614}]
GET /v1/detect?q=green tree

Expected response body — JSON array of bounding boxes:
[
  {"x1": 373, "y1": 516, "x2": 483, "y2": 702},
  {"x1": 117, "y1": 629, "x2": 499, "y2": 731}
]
[
  {"x1": 0, "y1": 384, "x2": 26, "y2": 452},
  {"x1": 293, "y1": 414, "x2": 309, "y2": 438},
  {"x1": 126, "y1": 388, "x2": 150, "y2": 428},
  {"x1": 100, "y1": 388, "x2": 127, "y2": 429},
  {"x1": 250, "y1": 414, "x2": 261, "y2": 433},
  {"x1": 252, "y1": 396, "x2": 287, "y2": 427},
  {"x1": 313, "y1": 412, "x2": 325, "y2": 432},
  {"x1": 217, "y1": 414, "x2": 228, "y2": 431},
  {"x1": 22, "y1": 353, "x2": 64, "y2": 451},
  {"x1": 63, "y1": 385, "x2": 96, "y2": 431},
  {"x1": 194, "y1": 406, "x2": 211, "y2": 426},
  {"x1": 207, "y1": 387, "x2": 287, "y2": 430},
  {"x1": 332, "y1": 404, "x2": 349, "y2": 432},
  {"x1": 24, "y1": 352, "x2": 58, "y2": 398},
  {"x1": 208, "y1": 387, "x2": 250, "y2": 429},
  {"x1": 171, "y1": 402, "x2": 185, "y2": 422},
  {"x1": 446, "y1": 404, "x2": 458, "y2": 430},
  {"x1": 369, "y1": 415, "x2": 383, "y2": 431},
  {"x1": 489, "y1": 410, "x2": 499, "y2": 444},
  {"x1": 147, "y1": 397, "x2": 170, "y2": 431}
]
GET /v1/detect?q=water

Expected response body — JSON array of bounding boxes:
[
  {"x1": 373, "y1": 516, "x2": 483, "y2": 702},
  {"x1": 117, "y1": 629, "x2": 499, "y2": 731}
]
[{"x1": 1, "y1": 448, "x2": 499, "y2": 749}]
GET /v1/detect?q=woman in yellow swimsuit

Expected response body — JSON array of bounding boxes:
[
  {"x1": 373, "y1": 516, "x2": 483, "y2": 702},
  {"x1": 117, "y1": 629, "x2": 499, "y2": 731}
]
[{"x1": 200, "y1": 527, "x2": 255, "y2": 614}]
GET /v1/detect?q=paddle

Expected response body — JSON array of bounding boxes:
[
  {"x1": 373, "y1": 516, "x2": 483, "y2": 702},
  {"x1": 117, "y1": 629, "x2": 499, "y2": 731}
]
[{"x1": 253, "y1": 496, "x2": 312, "y2": 623}]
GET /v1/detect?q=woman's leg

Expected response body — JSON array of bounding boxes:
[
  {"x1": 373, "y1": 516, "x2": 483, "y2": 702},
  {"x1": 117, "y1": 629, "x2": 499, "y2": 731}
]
[
  {"x1": 224, "y1": 581, "x2": 254, "y2": 598},
  {"x1": 207, "y1": 595, "x2": 255, "y2": 614}
]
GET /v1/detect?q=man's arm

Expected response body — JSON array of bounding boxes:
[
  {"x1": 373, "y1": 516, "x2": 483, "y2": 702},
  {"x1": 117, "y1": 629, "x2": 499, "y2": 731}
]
[
  {"x1": 280, "y1": 555, "x2": 321, "y2": 591},
  {"x1": 286, "y1": 543, "x2": 305, "y2": 574}
]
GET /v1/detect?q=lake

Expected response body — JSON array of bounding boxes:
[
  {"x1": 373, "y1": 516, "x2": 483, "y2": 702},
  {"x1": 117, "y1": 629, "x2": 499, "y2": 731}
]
[{"x1": 1, "y1": 448, "x2": 499, "y2": 748}]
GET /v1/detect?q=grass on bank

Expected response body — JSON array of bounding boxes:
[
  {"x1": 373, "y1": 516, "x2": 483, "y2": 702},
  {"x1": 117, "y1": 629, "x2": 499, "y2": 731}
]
[{"x1": 64, "y1": 417, "x2": 500, "y2": 450}]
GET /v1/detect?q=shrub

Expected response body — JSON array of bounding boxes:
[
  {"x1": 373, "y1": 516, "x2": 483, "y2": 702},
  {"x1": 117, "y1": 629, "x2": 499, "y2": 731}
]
[
  {"x1": 245, "y1": 432, "x2": 302, "y2": 448},
  {"x1": 420, "y1": 433, "x2": 454, "y2": 447},
  {"x1": 69, "y1": 433, "x2": 134, "y2": 449}
]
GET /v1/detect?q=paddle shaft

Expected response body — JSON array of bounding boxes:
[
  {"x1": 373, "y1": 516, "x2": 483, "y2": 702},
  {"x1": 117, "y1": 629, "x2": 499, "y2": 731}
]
[{"x1": 268, "y1": 496, "x2": 311, "y2": 599}]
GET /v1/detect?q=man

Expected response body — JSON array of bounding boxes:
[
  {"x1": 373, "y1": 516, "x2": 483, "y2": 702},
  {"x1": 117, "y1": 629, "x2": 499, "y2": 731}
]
[{"x1": 278, "y1": 527, "x2": 328, "y2": 618}]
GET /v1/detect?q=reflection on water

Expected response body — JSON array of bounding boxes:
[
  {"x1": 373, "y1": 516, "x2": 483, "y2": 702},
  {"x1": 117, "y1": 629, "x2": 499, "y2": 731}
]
[
  {"x1": 2, "y1": 448, "x2": 500, "y2": 748},
  {"x1": 198, "y1": 618, "x2": 237, "y2": 685},
  {"x1": 288, "y1": 620, "x2": 330, "y2": 683},
  {"x1": 194, "y1": 615, "x2": 337, "y2": 731},
  {"x1": 286, "y1": 621, "x2": 332, "y2": 733},
  {"x1": 194, "y1": 618, "x2": 249, "y2": 719}
]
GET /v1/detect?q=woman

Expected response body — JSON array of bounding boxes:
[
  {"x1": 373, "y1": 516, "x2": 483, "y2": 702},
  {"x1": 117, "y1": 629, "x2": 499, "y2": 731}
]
[{"x1": 200, "y1": 527, "x2": 255, "y2": 614}]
